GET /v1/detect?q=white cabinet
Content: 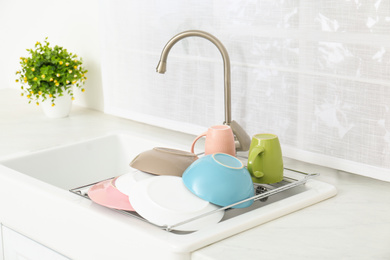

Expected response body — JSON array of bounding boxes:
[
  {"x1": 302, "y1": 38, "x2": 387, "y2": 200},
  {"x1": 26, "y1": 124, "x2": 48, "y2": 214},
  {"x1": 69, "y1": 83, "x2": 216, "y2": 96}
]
[
  {"x1": 1, "y1": 226, "x2": 69, "y2": 260},
  {"x1": 0, "y1": 224, "x2": 4, "y2": 260}
]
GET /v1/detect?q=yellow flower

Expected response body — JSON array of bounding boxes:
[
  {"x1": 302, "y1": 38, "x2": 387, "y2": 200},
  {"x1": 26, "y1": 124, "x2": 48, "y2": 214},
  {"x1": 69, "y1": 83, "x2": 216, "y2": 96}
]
[
  {"x1": 59, "y1": 61, "x2": 63, "y2": 65},
  {"x1": 38, "y1": 91, "x2": 42, "y2": 95},
  {"x1": 72, "y1": 80, "x2": 76, "y2": 84},
  {"x1": 33, "y1": 77, "x2": 37, "y2": 81},
  {"x1": 49, "y1": 94, "x2": 53, "y2": 98},
  {"x1": 72, "y1": 97, "x2": 75, "y2": 101},
  {"x1": 65, "y1": 63, "x2": 69, "y2": 66},
  {"x1": 41, "y1": 75, "x2": 45, "y2": 79},
  {"x1": 23, "y1": 77, "x2": 27, "y2": 81},
  {"x1": 24, "y1": 80, "x2": 27, "y2": 83},
  {"x1": 50, "y1": 78, "x2": 53, "y2": 81},
  {"x1": 54, "y1": 80, "x2": 57, "y2": 83},
  {"x1": 16, "y1": 71, "x2": 20, "y2": 74},
  {"x1": 36, "y1": 102, "x2": 39, "y2": 106},
  {"x1": 84, "y1": 77, "x2": 87, "y2": 80},
  {"x1": 36, "y1": 41, "x2": 40, "y2": 45},
  {"x1": 51, "y1": 103, "x2": 55, "y2": 107},
  {"x1": 27, "y1": 95, "x2": 31, "y2": 98},
  {"x1": 74, "y1": 65, "x2": 77, "y2": 69},
  {"x1": 24, "y1": 59, "x2": 27, "y2": 63},
  {"x1": 55, "y1": 82, "x2": 59, "y2": 86},
  {"x1": 15, "y1": 79, "x2": 19, "y2": 82},
  {"x1": 69, "y1": 70, "x2": 72, "y2": 73},
  {"x1": 56, "y1": 73, "x2": 60, "y2": 77},
  {"x1": 81, "y1": 88, "x2": 85, "y2": 92},
  {"x1": 31, "y1": 68, "x2": 35, "y2": 72},
  {"x1": 66, "y1": 80, "x2": 70, "y2": 84}
]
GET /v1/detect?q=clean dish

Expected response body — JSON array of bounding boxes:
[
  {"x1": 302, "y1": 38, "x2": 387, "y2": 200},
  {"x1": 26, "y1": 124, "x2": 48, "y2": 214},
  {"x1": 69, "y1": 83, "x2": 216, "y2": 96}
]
[
  {"x1": 115, "y1": 168, "x2": 154, "y2": 196},
  {"x1": 182, "y1": 153, "x2": 254, "y2": 208},
  {"x1": 127, "y1": 176, "x2": 224, "y2": 231},
  {"x1": 130, "y1": 147, "x2": 198, "y2": 177},
  {"x1": 88, "y1": 177, "x2": 135, "y2": 211}
]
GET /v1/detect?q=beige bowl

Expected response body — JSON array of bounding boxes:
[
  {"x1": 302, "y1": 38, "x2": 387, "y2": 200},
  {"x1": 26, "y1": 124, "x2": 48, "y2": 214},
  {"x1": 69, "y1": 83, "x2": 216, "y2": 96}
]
[{"x1": 129, "y1": 147, "x2": 198, "y2": 177}]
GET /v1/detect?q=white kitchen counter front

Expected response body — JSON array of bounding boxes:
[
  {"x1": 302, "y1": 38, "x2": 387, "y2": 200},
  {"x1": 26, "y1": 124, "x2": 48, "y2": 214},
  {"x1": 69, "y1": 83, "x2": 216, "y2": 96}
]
[{"x1": 1, "y1": 89, "x2": 389, "y2": 259}]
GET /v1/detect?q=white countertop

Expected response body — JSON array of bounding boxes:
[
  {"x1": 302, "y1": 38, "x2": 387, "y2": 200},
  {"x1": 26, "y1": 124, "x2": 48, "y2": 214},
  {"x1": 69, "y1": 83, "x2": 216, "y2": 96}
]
[{"x1": 1, "y1": 89, "x2": 390, "y2": 259}]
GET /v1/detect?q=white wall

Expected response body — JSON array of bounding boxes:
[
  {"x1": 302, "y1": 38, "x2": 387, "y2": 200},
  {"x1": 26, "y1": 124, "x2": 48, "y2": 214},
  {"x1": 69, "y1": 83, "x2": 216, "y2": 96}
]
[
  {"x1": 0, "y1": 0, "x2": 103, "y2": 111},
  {"x1": 99, "y1": 1, "x2": 390, "y2": 180}
]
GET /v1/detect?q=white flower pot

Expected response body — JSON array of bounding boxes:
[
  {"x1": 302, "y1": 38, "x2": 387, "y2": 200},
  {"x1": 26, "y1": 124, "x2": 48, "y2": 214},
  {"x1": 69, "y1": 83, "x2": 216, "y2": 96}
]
[{"x1": 41, "y1": 91, "x2": 73, "y2": 118}]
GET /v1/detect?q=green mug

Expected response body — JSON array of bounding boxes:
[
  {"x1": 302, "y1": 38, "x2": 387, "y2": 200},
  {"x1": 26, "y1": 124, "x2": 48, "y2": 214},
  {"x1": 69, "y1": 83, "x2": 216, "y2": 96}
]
[{"x1": 247, "y1": 134, "x2": 284, "y2": 184}]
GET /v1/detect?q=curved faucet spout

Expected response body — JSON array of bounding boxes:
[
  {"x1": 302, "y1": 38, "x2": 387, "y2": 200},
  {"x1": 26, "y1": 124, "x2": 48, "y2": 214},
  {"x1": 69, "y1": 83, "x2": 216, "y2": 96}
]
[
  {"x1": 156, "y1": 30, "x2": 231, "y2": 125},
  {"x1": 156, "y1": 30, "x2": 250, "y2": 151}
]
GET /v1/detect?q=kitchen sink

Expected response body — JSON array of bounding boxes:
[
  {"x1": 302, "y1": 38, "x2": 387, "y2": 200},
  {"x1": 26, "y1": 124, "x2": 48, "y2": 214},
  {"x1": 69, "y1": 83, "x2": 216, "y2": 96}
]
[
  {"x1": 0, "y1": 133, "x2": 171, "y2": 190},
  {"x1": 0, "y1": 132, "x2": 337, "y2": 259}
]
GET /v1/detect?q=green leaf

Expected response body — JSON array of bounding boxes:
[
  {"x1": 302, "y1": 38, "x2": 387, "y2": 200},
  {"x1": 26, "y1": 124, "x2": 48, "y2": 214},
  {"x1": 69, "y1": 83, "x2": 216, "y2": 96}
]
[{"x1": 16, "y1": 37, "x2": 88, "y2": 104}]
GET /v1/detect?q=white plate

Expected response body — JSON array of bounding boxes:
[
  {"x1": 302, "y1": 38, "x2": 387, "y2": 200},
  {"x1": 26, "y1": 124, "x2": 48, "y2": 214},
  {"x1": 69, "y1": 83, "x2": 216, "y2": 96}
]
[
  {"x1": 114, "y1": 168, "x2": 154, "y2": 196},
  {"x1": 127, "y1": 176, "x2": 224, "y2": 231}
]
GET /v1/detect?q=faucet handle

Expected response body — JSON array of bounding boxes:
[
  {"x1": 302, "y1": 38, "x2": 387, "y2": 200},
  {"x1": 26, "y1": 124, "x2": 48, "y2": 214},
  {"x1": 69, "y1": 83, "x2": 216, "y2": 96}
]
[{"x1": 229, "y1": 120, "x2": 251, "y2": 152}]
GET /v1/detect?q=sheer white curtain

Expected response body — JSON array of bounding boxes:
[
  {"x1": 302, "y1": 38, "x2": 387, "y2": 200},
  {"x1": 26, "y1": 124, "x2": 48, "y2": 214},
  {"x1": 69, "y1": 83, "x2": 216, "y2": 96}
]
[{"x1": 100, "y1": 0, "x2": 390, "y2": 181}]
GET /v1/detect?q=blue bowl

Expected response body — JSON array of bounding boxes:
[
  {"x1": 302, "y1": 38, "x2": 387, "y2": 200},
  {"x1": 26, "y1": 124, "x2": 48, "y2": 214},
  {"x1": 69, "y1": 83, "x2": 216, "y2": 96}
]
[{"x1": 182, "y1": 153, "x2": 254, "y2": 208}]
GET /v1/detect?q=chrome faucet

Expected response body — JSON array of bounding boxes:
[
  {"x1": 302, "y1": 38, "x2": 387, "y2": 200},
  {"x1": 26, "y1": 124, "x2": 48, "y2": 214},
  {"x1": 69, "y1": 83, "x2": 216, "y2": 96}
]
[{"x1": 156, "y1": 30, "x2": 251, "y2": 151}]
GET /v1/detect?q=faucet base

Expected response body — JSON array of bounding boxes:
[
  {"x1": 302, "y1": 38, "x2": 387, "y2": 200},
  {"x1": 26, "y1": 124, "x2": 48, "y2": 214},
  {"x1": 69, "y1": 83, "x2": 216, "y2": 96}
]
[{"x1": 227, "y1": 120, "x2": 251, "y2": 152}]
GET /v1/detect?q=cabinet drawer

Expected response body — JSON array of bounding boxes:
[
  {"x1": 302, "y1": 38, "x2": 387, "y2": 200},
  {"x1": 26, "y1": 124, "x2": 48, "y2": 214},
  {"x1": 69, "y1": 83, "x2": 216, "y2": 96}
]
[
  {"x1": 2, "y1": 226, "x2": 69, "y2": 260},
  {"x1": 0, "y1": 224, "x2": 3, "y2": 260}
]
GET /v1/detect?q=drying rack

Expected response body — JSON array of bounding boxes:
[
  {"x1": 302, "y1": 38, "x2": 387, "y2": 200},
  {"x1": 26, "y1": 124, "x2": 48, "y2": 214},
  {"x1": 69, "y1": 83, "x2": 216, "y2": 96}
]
[{"x1": 70, "y1": 168, "x2": 319, "y2": 233}]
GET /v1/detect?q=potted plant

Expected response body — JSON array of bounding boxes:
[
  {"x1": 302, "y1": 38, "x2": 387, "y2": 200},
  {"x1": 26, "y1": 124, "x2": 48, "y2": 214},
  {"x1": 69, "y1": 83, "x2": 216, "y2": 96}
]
[{"x1": 16, "y1": 38, "x2": 88, "y2": 118}]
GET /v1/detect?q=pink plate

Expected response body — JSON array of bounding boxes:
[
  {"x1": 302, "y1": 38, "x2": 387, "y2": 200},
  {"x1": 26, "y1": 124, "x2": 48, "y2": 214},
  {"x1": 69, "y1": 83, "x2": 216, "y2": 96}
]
[{"x1": 88, "y1": 177, "x2": 135, "y2": 211}]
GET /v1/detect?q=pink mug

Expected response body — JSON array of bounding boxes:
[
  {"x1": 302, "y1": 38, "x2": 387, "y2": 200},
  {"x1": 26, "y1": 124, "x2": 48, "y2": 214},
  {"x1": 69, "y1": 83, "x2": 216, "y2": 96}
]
[{"x1": 191, "y1": 125, "x2": 236, "y2": 156}]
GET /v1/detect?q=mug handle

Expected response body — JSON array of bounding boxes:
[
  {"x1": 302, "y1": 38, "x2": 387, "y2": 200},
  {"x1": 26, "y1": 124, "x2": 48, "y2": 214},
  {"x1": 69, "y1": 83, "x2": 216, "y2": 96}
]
[
  {"x1": 191, "y1": 132, "x2": 207, "y2": 154},
  {"x1": 247, "y1": 147, "x2": 265, "y2": 178}
]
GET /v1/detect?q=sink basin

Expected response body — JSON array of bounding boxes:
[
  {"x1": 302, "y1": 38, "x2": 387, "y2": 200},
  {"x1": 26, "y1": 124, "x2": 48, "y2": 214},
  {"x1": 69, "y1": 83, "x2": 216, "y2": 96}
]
[
  {"x1": 0, "y1": 133, "x2": 169, "y2": 190},
  {"x1": 0, "y1": 132, "x2": 337, "y2": 259}
]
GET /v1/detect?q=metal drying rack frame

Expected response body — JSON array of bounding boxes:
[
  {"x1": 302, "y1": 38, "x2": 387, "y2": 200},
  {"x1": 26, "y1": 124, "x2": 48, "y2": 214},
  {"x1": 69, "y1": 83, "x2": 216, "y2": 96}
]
[{"x1": 69, "y1": 168, "x2": 319, "y2": 233}]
